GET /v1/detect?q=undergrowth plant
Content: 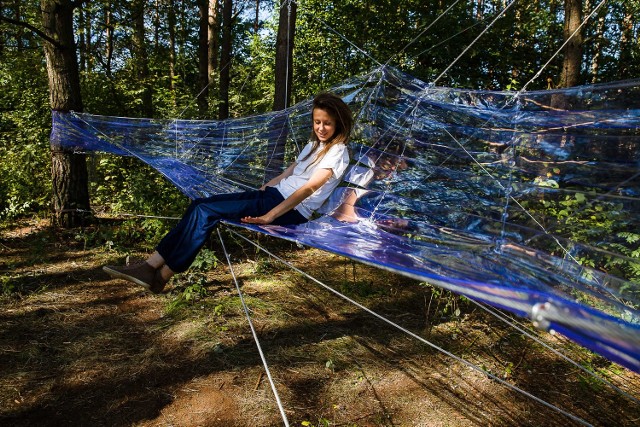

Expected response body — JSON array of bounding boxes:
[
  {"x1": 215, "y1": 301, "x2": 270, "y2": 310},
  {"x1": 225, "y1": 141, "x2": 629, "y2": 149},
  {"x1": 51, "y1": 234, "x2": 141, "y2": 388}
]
[{"x1": 167, "y1": 248, "x2": 219, "y2": 312}]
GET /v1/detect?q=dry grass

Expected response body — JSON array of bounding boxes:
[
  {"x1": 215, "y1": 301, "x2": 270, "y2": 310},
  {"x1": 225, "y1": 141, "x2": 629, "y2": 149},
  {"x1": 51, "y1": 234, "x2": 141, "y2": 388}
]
[{"x1": 0, "y1": 218, "x2": 639, "y2": 426}]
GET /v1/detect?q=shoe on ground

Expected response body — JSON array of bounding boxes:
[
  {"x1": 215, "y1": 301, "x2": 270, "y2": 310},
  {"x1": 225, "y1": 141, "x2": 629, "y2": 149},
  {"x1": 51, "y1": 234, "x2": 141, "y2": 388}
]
[
  {"x1": 103, "y1": 262, "x2": 159, "y2": 292},
  {"x1": 150, "y1": 269, "x2": 168, "y2": 294}
]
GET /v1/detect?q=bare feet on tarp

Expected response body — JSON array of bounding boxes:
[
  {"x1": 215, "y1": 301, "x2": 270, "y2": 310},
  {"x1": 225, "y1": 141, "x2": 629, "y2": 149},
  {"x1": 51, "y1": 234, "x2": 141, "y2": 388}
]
[{"x1": 376, "y1": 218, "x2": 411, "y2": 232}]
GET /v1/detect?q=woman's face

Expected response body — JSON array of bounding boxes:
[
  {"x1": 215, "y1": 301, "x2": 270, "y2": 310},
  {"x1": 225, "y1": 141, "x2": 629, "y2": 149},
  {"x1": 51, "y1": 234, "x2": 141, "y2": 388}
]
[{"x1": 313, "y1": 108, "x2": 337, "y2": 143}]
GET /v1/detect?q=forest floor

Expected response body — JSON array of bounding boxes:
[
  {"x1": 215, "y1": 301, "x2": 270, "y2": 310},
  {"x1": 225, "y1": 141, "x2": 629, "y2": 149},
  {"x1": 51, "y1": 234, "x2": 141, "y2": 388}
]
[{"x1": 1, "y1": 217, "x2": 639, "y2": 427}]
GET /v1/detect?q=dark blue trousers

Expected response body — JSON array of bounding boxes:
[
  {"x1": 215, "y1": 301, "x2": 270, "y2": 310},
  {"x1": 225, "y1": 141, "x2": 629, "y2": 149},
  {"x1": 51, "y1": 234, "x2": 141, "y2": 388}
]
[{"x1": 156, "y1": 187, "x2": 307, "y2": 272}]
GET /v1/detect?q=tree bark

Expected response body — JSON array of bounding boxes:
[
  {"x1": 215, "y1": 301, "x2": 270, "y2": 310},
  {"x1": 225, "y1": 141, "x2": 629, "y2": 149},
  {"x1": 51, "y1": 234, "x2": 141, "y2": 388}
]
[
  {"x1": 15, "y1": 0, "x2": 24, "y2": 51},
  {"x1": 559, "y1": 0, "x2": 583, "y2": 88},
  {"x1": 105, "y1": 6, "x2": 114, "y2": 77},
  {"x1": 168, "y1": 0, "x2": 177, "y2": 95},
  {"x1": 618, "y1": 4, "x2": 634, "y2": 79},
  {"x1": 589, "y1": 10, "x2": 605, "y2": 83},
  {"x1": 254, "y1": 0, "x2": 260, "y2": 33},
  {"x1": 273, "y1": 0, "x2": 296, "y2": 111},
  {"x1": 218, "y1": 0, "x2": 232, "y2": 119},
  {"x1": 266, "y1": 1, "x2": 297, "y2": 182},
  {"x1": 78, "y1": 6, "x2": 86, "y2": 72},
  {"x1": 41, "y1": 0, "x2": 91, "y2": 228},
  {"x1": 198, "y1": 0, "x2": 209, "y2": 117},
  {"x1": 208, "y1": 0, "x2": 219, "y2": 90},
  {"x1": 132, "y1": 0, "x2": 153, "y2": 116}
]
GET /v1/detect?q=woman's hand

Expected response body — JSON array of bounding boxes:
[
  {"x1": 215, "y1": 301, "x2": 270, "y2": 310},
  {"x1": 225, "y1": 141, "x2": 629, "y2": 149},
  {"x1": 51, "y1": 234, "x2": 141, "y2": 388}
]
[{"x1": 241, "y1": 214, "x2": 274, "y2": 225}]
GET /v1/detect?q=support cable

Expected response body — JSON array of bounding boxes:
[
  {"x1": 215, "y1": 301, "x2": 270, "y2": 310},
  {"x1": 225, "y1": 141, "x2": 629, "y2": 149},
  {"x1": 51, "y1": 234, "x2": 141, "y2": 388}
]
[
  {"x1": 470, "y1": 299, "x2": 640, "y2": 405},
  {"x1": 432, "y1": 0, "x2": 517, "y2": 85},
  {"x1": 518, "y1": 0, "x2": 608, "y2": 93},
  {"x1": 216, "y1": 228, "x2": 290, "y2": 427},
  {"x1": 223, "y1": 224, "x2": 593, "y2": 427}
]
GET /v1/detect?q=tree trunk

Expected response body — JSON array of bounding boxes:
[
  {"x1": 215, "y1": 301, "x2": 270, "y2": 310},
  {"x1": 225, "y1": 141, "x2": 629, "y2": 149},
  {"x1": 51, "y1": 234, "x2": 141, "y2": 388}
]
[
  {"x1": 198, "y1": 0, "x2": 209, "y2": 116},
  {"x1": 41, "y1": 0, "x2": 91, "y2": 228},
  {"x1": 208, "y1": 0, "x2": 219, "y2": 90},
  {"x1": 254, "y1": 0, "x2": 260, "y2": 33},
  {"x1": 218, "y1": 0, "x2": 232, "y2": 120},
  {"x1": 618, "y1": 4, "x2": 634, "y2": 79},
  {"x1": 273, "y1": 0, "x2": 296, "y2": 111},
  {"x1": 105, "y1": 6, "x2": 113, "y2": 77},
  {"x1": 78, "y1": 6, "x2": 86, "y2": 72},
  {"x1": 589, "y1": 10, "x2": 605, "y2": 83},
  {"x1": 14, "y1": 1, "x2": 24, "y2": 51},
  {"x1": 132, "y1": 0, "x2": 153, "y2": 116},
  {"x1": 154, "y1": 0, "x2": 161, "y2": 51},
  {"x1": 266, "y1": 1, "x2": 297, "y2": 182},
  {"x1": 559, "y1": 0, "x2": 583, "y2": 88},
  {"x1": 85, "y1": 6, "x2": 93, "y2": 72},
  {"x1": 168, "y1": 0, "x2": 177, "y2": 95}
]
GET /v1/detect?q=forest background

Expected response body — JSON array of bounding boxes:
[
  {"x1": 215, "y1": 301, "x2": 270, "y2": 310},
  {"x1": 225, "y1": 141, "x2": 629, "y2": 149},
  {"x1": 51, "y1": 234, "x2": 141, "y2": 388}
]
[
  {"x1": 0, "y1": 0, "x2": 639, "y2": 226},
  {"x1": 1, "y1": 1, "x2": 639, "y2": 425}
]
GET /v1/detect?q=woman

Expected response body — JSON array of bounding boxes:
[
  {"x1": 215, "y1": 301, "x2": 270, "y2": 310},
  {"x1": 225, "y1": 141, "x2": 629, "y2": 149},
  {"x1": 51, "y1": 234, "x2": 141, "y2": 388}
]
[{"x1": 104, "y1": 92, "x2": 353, "y2": 293}]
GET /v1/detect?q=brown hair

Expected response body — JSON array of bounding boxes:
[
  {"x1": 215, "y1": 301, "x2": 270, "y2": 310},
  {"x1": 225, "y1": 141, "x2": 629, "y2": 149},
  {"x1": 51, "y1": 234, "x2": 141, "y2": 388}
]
[{"x1": 301, "y1": 92, "x2": 354, "y2": 164}]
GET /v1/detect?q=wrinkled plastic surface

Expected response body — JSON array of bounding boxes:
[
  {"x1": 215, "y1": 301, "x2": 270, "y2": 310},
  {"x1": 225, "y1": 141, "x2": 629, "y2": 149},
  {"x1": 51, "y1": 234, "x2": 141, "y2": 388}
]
[{"x1": 52, "y1": 67, "x2": 640, "y2": 372}]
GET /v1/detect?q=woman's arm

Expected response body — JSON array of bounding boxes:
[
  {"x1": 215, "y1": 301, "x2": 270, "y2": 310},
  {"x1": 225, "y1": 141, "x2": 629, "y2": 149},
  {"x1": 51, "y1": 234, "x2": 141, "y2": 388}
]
[
  {"x1": 242, "y1": 168, "x2": 333, "y2": 225},
  {"x1": 259, "y1": 162, "x2": 297, "y2": 190}
]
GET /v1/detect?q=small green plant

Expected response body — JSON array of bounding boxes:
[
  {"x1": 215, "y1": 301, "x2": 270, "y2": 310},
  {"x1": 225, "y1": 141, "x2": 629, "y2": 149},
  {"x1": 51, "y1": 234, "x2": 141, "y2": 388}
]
[
  {"x1": 0, "y1": 275, "x2": 15, "y2": 295},
  {"x1": 190, "y1": 248, "x2": 218, "y2": 272},
  {"x1": 325, "y1": 359, "x2": 335, "y2": 372},
  {"x1": 301, "y1": 419, "x2": 331, "y2": 427},
  {"x1": 167, "y1": 274, "x2": 208, "y2": 312}
]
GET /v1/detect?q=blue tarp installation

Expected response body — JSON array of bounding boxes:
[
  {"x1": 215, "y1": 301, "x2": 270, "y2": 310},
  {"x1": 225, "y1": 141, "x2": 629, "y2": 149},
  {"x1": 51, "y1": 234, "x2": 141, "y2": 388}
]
[{"x1": 52, "y1": 67, "x2": 640, "y2": 372}]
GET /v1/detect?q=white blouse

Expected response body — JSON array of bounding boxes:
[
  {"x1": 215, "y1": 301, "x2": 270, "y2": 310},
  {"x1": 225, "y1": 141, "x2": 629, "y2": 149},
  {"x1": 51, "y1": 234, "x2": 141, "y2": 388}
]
[{"x1": 275, "y1": 141, "x2": 350, "y2": 219}]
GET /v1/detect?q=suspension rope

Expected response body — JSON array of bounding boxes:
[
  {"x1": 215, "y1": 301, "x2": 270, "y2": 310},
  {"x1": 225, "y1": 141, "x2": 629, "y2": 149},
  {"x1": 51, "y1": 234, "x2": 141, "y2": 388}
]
[
  {"x1": 223, "y1": 224, "x2": 593, "y2": 427},
  {"x1": 432, "y1": 0, "x2": 518, "y2": 85},
  {"x1": 310, "y1": 15, "x2": 383, "y2": 67},
  {"x1": 519, "y1": 0, "x2": 608, "y2": 93},
  {"x1": 383, "y1": 0, "x2": 463, "y2": 68},
  {"x1": 216, "y1": 228, "x2": 290, "y2": 426},
  {"x1": 470, "y1": 299, "x2": 640, "y2": 405}
]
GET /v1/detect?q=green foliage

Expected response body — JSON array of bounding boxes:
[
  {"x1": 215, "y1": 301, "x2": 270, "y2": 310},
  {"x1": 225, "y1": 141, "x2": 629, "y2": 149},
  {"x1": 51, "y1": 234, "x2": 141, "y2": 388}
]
[
  {"x1": 421, "y1": 282, "x2": 467, "y2": 320},
  {"x1": 531, "y1": 192, "x2": 640, "y2": 285},
  {"x1": 0, "y1": 274, "x2": 16, "y2": 296},
  {"x1": 167, "y1": 274, "x2": 209, "y2": 313},
  {"x1": 0, "y1": 52, "x2": 52, "y2": 220},
  {"x1": 166, "y1": 249, "x2": 218, "y2": 312},
  {"x1": 88, "y1": 154, "x2": 190, "y2": 221},
  {"x1": 190, "y1": 249, "x2": 219, "y2": 272}
]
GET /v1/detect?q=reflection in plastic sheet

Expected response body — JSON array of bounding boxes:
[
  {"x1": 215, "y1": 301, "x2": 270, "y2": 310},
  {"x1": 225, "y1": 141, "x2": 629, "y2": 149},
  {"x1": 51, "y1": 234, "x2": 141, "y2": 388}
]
[{"x1": 52, "y1": 66, "x2": 640, "y2": 372}]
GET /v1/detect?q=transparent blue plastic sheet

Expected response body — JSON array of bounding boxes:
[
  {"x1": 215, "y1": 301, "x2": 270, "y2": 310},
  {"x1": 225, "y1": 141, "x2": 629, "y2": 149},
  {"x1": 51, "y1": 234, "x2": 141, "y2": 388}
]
[{"x1": 52, "y1": 66, "x2": 640, "y2": 372}]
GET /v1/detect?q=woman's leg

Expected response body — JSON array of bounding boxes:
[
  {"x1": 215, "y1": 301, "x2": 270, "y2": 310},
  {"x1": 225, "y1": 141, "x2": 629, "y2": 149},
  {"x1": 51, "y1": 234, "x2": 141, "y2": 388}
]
[
  {"x1": 156, "y1": 188, "x2": 296, "y2": 273},
  {"x1": 105, "y1": 188, "x2": 305, "y2": 291}
]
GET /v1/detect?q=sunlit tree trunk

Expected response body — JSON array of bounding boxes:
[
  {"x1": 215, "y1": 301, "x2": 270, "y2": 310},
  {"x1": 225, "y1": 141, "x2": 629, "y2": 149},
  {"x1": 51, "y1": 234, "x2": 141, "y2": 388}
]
[
  {"x1": 14, "y1": 1, "x2": 23, "y2": 51},
  {"x1": 273, "y1": 0, "x2": 296, "y2": 111},
  {"x1": 266, "y1": 0, "x2": 297, "y2": 181},
  {"x1": 559, "y1": 0, "x2": 583, "y2": 88},
  {"x1": 475, "y1": 0, "x2": 484, "y2": 20},
  {"x1": 154, "y1": 0, "x2": 161, "y2": 50},
  {"x1": 132, "y1": 0, "x2": 153, "y2": 116},
  {"x1": 105, "y1": 6, "x2": 113, "y2": 77},
  {"x1": 41, "y1": 0, "x2": 91, "y2": 228},
  {"x1": 218, "y1": 0, "x2": 232, "y2": 119},
  {"x1": 589, "y1": 9, "x2": 605, "y2": 83},
  {"x1": 208, "y1": 0, "x2": 219, "y2": 88},
  {"x1": 618, "y1": 3, "x2": 635, "y2": 79},
  {"x1": 85, "y1": 6, "x2": 93, "y2": 72},
  {"x1": 77, "y1": 7, "x2": 86, "y2": 72},
  {"x1": 168, "y1": 0, "x2": 177, "y2": 95},
  {"x1": 198, "y1": 0, "x2": 209, "y2": 116},
  {"x1": 254, "y1": 0, "x2": 260, "y2": 33}
]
